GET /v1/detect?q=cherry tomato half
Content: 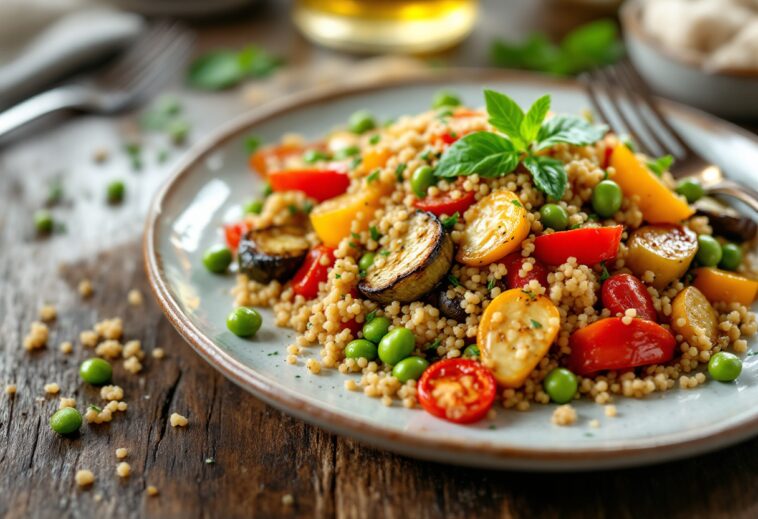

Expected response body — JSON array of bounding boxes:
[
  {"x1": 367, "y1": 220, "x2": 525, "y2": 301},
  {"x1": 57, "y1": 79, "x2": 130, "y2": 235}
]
[
  {"x1": 413, "y1": 189, "x2": 476, "y2": 218},
  {"x1": 417, "y1": 358, "x2": 497, "y2": 424},
  {"x1": 291, "y1": 245, "x2": 336, "y2": 299},
  {"x1": 499, "y1": 253, "x2": 549, "y2": 290}
]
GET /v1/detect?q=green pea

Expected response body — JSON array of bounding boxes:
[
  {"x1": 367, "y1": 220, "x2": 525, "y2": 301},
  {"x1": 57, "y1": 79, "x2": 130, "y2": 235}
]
[
  {"x1": 261, "y1": 182, "x2": 273, "y2": 197},
  {"x1": 696, "y1": 235, "x2": 722, "y2": 267},
  {"x1": 708, "y1": 351, "x2": 742, "y2": 382},
  {"x1": 303, "y1": 149, "x2": 329, "y2": 163},
  {"x1": 349, "y1": 110, "x2": 376, "y2": 134},
  {"x1": 432, "y1": 90, "x2": 461, "y2": 109},
  {"x1": 243, "y1": 199, "x2": 264, "y2": 215},
  {"x1": 362, "y1": 316, "x2": 391, "y2": 344},
  {"x1": 378, "y1": 327, "x2": 415, "y2": 365},
  {"x1": 345, "y1": 339, "x2": 377, "y2": 360},
  {"x1": 410, "y1": 166, "x2": 436, "y2": 198},
  {"x1": 226, "y1": 307, "x2": 262, "y2": 338},
  {"x1": 675, "y1": 178, "x2": 705, "y2": 204},
  {"x1": 539, "y1": 203, "x2": 569, "y2": 231},
  {"x1": 462, "y1": 344, "x2": 480, "y2": 358},
  {"x1": 392, "y1": 356, "x2": 429, "y2": 383},
  {"x1": 79, "y1": 358, "x2": 113, "y2": 385},
  {"x1": 106, "y1": 180, "x2": 125, "y2": 204},
  {"x1": 719, "y1": 243, "x2": 742, "y2": 271},
  {"x1": 34, "y1": 209, "x2": 54, "y2": 234},
  {"x1": 50, "y1": 407, "x2": 82, "y2": 435},
  {"x1": 168, "y1": 119, "x2": 190, "y2": 144},
  {"x1": 591, "y1": 180, "x2": 623, "y2": 218},
  {"x1": 543, "y1": 368, "x2": 578, "y2": 404},
  {"x1": 203, "y1": 244, "x2": 233, "y2": 273},
  {"x1": 333, "y1": 146, "x2": 360, "y2": 160},
  {"x1": 358, "y1": 252, "x2": 376, "y2": 272}
]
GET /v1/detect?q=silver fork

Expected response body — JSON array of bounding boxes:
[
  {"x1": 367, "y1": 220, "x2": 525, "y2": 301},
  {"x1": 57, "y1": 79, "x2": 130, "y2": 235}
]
[
  {"x1": 0, "y1": 21, "x2": 193, "y2": 140},
  {"x1": 580, "y1": 59, "x2": 758, "y2": 213}
]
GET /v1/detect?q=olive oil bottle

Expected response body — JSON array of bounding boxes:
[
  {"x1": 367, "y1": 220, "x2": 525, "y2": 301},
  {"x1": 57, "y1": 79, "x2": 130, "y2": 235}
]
[{"x1": 293, "y1": 0, "x2": 479, "y2": 53}]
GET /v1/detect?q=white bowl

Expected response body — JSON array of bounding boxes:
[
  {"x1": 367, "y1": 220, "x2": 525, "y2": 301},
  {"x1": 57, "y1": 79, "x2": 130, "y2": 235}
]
[{"x1": 621, "y1": 0, "x2": 758, "y2": 120}]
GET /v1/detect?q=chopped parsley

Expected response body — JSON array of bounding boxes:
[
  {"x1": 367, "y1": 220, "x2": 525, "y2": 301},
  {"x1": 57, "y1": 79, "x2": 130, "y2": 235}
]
[
  {"x1": 419, "y1": 149, "x2": 433, "y2": 161},
  {"x1": 368, "y1": 134, "x2": 381, "y2": 145},
  {"x1": 348, "y1": 241, "x2": 359, "y2": 249},
  {"x1": 366, "y1": 310, "x2": 377, "y2": 323},
  {"x1": 379, "y1": 250, "x2": 391, "y2": 256},
  {"x1": 521, "y1": 289, "x2": 536, "y2": 300},
  {"x1": 599, "y1": 262, "x2": 610, "y2": 283},
  {"x1": 395, "y1": 163, "x2": 407, "y2": 181},
  {"x1": 425, "y1": 338, "x2": 441, "y2": 351},
  {"x1": 366, "y1": 169, "x2": 380, "y2": 183},
  {"x1": 369, "y1": 226, "x2": 381, "y2": 241},
  {"x1": 530, "y1": 319, "x2": 543, "y2": 329},
  {"x1": 487, "y1": 279, "x2": 496, "y2": 291},
  {"x1": 88, "y1": 405, "x2": 102, "y2": 413},
  {"x1": 287, "y1": 204, "x2": 299, "y2": 215},
  {"x1": 335, "y1": 273, "x2": 341, "y2": 279},
  {"x1": 350, "y1": 156, "x2": 362, "y2": 170},
  {"x1": 302, "y1": 200, "x2": 314, "y2": 214},
  {"x1": 511, "y1": 199, "x2": 522, "y2": 208},
  {"x1": 351, "y1": 232, "x2": 360, "y2": 240},
  {"x1": 244, "y1": 135, "x2": 261, "y2": 154},
  {"x1": 441, "y1": 212, "x2": 459, "y2": 231},
  {"x1": 448, "y1": 274, "x2": 460, "y2": 287}
]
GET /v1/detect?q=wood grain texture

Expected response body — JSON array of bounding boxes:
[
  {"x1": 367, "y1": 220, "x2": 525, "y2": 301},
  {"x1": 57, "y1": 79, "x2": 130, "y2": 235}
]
[{"x1": 2, "y1": 0, "x2": 758, "y2": 517}]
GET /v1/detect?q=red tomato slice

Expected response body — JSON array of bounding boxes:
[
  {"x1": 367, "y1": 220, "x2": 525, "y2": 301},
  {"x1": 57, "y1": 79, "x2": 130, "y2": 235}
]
[
  {"x1": 413, "y1": 189, "x2": 476, "y2": 217},
  {"x1": 291, "y1": 245, "x2": 336, "y2": 299},
  {"x1": 417, "y1": 359, "x2": 497, "y2": 424},
  {"x1": 534, "y1": 225, "x2": 623, "y2": 266},
  {"x1": 601, "y1": 273, "x2": 657, "y2": 321},
  {"x1": 224, "y1": 221, "x2": 250, "y2": 252},
  {"x1": 568, "y1": 317, "x2": 675, "y2": 376},
  {"x1": 268, "y1": 169, "x2": 350, "y2": 202},
  {"x1": 499, "y1": 253, "x2": 549, "y2": 290}
]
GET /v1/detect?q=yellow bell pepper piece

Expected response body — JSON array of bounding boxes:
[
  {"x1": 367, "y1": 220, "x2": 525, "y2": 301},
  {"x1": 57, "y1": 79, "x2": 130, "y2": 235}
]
[
  {"x1": 692, "y1": 267, "x2": 758, "y2": 306},
  {"x1": 609, "y1": 143, "x2": 694, "y2": 224},
  {"x1": 671, "y1": 286, "x2": 718, "y2": 347},
  {"x1": 310, "y1": 184, "x2": 389, "y2": 247},
  {"x1": 362, "y1": 148, "x2": 391, "y2": 171}
]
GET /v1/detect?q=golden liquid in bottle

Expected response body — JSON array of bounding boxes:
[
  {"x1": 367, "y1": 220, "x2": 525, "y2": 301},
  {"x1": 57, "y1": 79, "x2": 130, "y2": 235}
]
[{"x1": 293, "y1": 0, "x2": 479, "y2": 53}]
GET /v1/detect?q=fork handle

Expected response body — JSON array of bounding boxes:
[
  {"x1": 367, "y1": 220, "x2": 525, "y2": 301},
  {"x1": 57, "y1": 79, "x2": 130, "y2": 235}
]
[
  {"x1": 0, "y1": 85, "x2": 90, "y2": 141},
  {"x1": 708, "y1": 179, "x2": 758, "y2": 214}
]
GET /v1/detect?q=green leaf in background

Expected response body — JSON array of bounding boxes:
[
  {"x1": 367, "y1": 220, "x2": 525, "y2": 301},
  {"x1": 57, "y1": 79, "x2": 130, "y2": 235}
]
[
  {"x1": 490, "y1": 19, "x2": 623, "y2": 76},
  {"x1": 646, "y1": 154, "x2": 674, "y2": 177},
  {"x1": 535, "y1": 114, "x2": 608, "y2": 150},
  {"x1": 521, "y1": 95, "x2": 551, "y2": 143},
  {"x1": 187, "y1": 46, "x2": 282, "y2": 90},
  {"x1": 484, "y1": 90, "x2": 525, "y2": 149},
  {"x1": 435, "y1": 132, "x2": 520, "y2": 178},
  {"x1": 522, "y1": 156, "x2": 567, "y2": 201}
]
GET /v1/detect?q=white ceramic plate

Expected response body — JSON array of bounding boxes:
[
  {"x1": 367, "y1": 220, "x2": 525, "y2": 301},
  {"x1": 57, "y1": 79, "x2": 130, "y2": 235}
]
[{"x1": 145, "y1": 70, "x2": 758, "y2": 471}]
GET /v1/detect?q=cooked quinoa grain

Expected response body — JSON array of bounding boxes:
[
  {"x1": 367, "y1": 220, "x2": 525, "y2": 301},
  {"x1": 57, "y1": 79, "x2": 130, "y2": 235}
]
[
  {"x1": 59, "y1": 341, "x2": 73, "y2": 354},
  {"x1": 39, "y1": 304, "x2": 57, "y2": 322},
  {"x1": 170, "y1": 413, "x2": 188, "y2": 427},
  {"x1": 146, "y1": 485, "x2": 159, "y2": 496},
  {"x1": 75, "y1": 470, "x2": 95, "y2": 487},
  {"x1": 59, "y1": 397, "x2": 76, "y2": 409},
  {"x1": 43, "y1": 383, "x2": 60, "y2": 395},
  {"x1": 127, "y1": 289, "x2": 143, "y2": 306},
  {"x1": 78, "y1": 280, "x2": 94, "y2": 298},
  {"x1": 151, "y1": 348, "x2": 165, "y2": 359},
  {"x1": 100, "y1": 385, "x2": 124, "y2": 401},
  {"x1": 123, "y1": 356, "x2": 143, "y2": 374},
  {"x1": 5, "y1": 384, "x2": 17, "y2": 395},
  {"x1": 116, "y1": 462, "x2": 131, "y2": 478},
  {"x1": 551, "y1": 404, "x2": 578, "y2": 426},
  {"x1": 116, "y1": 448, "x2": 128, "y2": 459},
  {"x1": 23, "y1": 321, "x2": 49, "y2": 351}
]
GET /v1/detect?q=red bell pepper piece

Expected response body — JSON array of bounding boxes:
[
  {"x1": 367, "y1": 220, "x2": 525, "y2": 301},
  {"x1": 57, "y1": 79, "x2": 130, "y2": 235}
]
[
  {"x1": 291, "y1": 245, "x2": 336, "y2": 299},
  {"x1": 534, "y1": 225, "x2": 623, "y2": 266},
  {"x1": 268, "y1": 169, "x2": 350, "y2": 202},
  {"x1": 568, "y1": 317, "x2": 676, "y2": 375},
  {"x1": 499, "y1": 253, "x2": 549, "y2": 290},
  {"x1": 434, "y1": 132, "x2": 459, "y2": 146},
  {"x1": 224, "y1": 221, "x2": 251, "y2": 252},
  {"x1": 602, "y1": 273, "x2": 657, "y2": 321},
  {"x1": 413, "y1": 189, "x2": 476, "y2": 217}
]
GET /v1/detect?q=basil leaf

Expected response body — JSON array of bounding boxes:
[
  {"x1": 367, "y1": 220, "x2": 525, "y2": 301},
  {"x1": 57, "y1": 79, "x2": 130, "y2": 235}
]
[
  {"x1": 560, "y1": 20, "x2": 624, "y2": 74},
  {"x1": 237, "y1": 45, "x2": 282, "y2": 78},
  {"x1": 521, "y1": 95, "x2": 551, "y2": 143},
  {"x1": 435, "y1": 132, "x2": 520, "y2": 178},
  {"x1": 535, "y1": 114, "x2": 607, "y2": 150},
  {"x1": 523, "y1": 155, "x2": 567, "y2": 200},
  {"x1": 646, "y1": 154, "x2": 674, "y2": 177},
  {"x1": 484, "y1": 90, "x2": 525, "y2": 149},
  {"x1": 187, "y1": 50, "x2": 244, "y2": 90}
]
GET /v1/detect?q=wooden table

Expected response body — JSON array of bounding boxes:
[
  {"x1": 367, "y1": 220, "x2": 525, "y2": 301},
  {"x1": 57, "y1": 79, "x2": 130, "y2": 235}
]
[{"x1": 2, "y1": 1, "x2": 757, "y2": 517}]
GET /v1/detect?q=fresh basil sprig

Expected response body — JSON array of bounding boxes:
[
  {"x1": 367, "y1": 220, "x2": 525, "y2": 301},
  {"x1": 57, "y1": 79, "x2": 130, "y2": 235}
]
[{"x1": 435, "y1": 90, "x2": 607, "y2": 200}]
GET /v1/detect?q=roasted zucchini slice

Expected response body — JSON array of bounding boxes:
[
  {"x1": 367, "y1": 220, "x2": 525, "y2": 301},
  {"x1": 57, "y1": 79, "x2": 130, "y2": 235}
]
[
  {"x1": 358, "y1": 211, "x2": 453, "y2": 303},
  {"x1": 238, "y1": 225, "x2": 310, "y2": 283}
]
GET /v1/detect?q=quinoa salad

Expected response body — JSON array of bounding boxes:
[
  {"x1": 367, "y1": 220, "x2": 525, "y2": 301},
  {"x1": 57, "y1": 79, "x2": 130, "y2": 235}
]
[{"x1": 202, "y1": 88, "x2": 758, "y2": 425}]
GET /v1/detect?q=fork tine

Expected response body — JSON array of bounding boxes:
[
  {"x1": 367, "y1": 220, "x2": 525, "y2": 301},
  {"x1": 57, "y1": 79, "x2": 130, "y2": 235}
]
[
  {"x1": 98, "y1": 21, "x2": 178, "y2": 86},
  {"x1": 578, "y1": 72, "x2": 611, "y2": 126},
  {"x1": 122, "y1": 28, "x2": 193, "y2": 94},
  {"x1": 615, "y1": 59, "x2": 694, "y2": 156}
]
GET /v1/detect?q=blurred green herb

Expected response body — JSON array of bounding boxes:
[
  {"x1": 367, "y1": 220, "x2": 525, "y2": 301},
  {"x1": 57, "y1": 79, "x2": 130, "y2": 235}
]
[
  {"x1": 646, "y1": 155, "x2": 674, "y2": 177},
  {"x1": 490, "y1": 20, "x2": 623, "y2": 76},
  {"x1": 187, "y1": 45, "x2": 282, "y2": 91}
]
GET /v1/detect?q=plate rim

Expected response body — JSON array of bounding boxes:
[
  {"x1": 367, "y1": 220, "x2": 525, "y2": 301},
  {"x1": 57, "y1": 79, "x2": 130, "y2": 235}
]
[{"x1": 143, "y1": 68, "x2": 758, "y2": 470}]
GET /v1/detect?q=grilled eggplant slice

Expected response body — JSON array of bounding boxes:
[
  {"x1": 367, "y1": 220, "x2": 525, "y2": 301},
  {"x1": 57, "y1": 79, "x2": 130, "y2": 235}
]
[
  {"x1": 238, "y1": 225, "x2": 310, "y2": 283},
  {"x1": 695, "y1": 197, "x2": 757, "y2": 243},
  {"x1": 359, "y1": 211, "x2": 453, "y2": 303},
  {"x1": 437, "y1": 288, "x2": 467, "y2": 322}
]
